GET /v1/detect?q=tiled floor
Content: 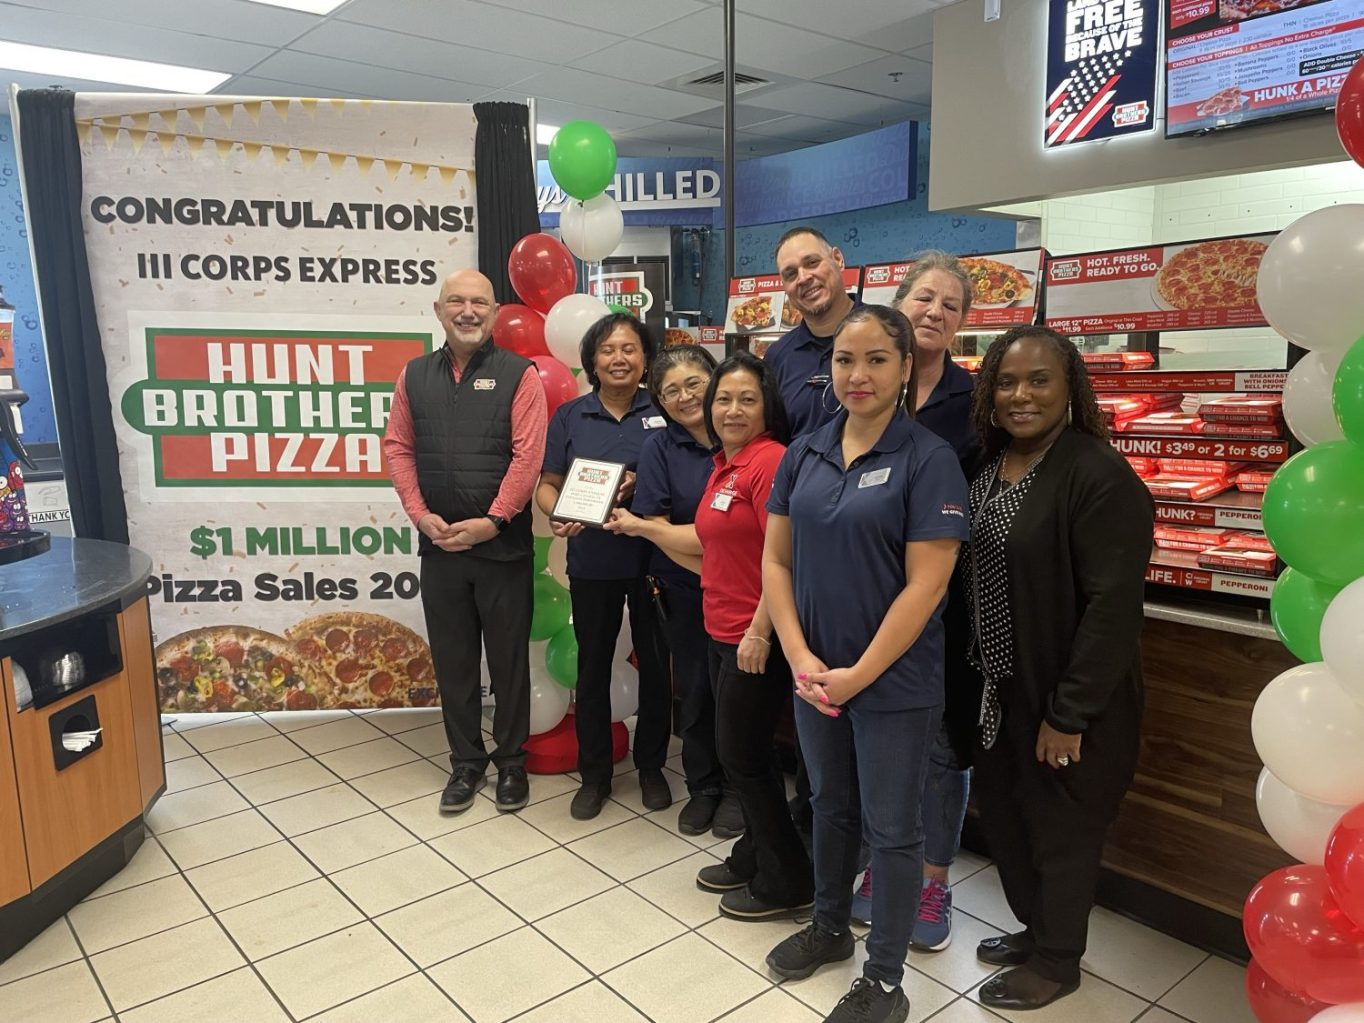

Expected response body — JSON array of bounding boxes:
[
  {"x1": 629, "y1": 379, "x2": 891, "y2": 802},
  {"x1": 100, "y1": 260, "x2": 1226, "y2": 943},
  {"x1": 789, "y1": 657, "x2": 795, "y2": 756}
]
[{"x1": 1, "y1": 709, "x2": 1257, "y2": 1023}]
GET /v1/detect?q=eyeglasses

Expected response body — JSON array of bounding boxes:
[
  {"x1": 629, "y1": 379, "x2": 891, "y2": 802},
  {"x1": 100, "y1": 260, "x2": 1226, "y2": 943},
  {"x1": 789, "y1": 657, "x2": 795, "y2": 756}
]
[{"x1": 659, "y1": 377, "x2": 709, "y2": 404}]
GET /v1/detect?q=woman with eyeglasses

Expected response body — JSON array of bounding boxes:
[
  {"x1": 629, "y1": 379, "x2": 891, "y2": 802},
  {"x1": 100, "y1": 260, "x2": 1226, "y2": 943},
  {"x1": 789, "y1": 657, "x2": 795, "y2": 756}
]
[{"x1": 607, "y1": 346, "x2": 743, "y2": 839}]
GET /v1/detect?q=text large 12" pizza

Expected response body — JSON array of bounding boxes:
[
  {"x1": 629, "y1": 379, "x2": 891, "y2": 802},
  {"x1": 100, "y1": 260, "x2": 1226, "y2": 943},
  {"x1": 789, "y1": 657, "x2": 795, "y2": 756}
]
[{"x1": 1155, "y1": 239, "x2": 1267, "y2": 310}]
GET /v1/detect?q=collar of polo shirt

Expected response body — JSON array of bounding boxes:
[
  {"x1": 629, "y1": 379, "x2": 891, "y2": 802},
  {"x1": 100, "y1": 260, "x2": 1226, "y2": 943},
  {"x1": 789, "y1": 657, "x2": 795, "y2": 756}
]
[{"x1": 807, "y1": 409, "x2": 916, "y2": 462}]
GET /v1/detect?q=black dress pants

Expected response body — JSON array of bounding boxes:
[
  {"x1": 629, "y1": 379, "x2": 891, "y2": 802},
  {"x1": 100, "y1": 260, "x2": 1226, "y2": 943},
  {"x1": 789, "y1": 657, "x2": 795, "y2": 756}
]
[
  {"x1": 711, "y1": 639, "x2": 813, "y2": 907},
  {"x1": 420, "y1": 551, "x2": 532, "y2": 773},
  {"x1": 657, "y1": 579, "x2": 723, "y2": 797},
  {"x1": 569, "y1": 576, "x2": 671, "y2": 786}
]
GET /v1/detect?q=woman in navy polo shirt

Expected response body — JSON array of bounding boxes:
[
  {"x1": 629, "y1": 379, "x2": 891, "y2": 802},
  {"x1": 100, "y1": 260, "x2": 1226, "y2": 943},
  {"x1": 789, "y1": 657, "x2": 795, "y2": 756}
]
[
  {"x1": 606, "y1": 345, "x2": 743, "y2": 839},
  {"x1": 763, "y1": 305, "x2": 968, "y2": 1023},
  {"x1": 690, "y1": 351, "x2": 814, "y2": 921},
  {"x1": 536, "y1": 314, "x2": 672, "y2": 822}
]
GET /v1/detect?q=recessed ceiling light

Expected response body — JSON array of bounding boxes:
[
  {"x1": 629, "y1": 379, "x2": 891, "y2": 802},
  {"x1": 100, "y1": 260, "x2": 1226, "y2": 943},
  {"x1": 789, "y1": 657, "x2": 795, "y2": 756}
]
[
  {"x1": 244, "y1": 0, "x2": 348, "y2": 13},
  {"x1": 0, "y1": 41, "x2": 230, "y2": 92},
  {"x1": 536, "y1": 123, "x2": 560, "y2": 146}
]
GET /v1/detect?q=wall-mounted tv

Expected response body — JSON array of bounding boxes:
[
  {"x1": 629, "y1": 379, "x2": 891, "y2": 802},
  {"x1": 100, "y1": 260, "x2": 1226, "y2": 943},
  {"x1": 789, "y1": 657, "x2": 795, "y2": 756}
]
[{"x1": 1165, "y1": 0, "x2": 1363, "y2": 138}]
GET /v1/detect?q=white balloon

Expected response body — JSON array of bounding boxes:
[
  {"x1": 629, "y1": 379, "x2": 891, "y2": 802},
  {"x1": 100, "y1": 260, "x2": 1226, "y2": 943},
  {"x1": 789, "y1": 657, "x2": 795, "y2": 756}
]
[
  {"x1": 1310, "y1": 1006, "x2": 1364, "y2": 1022},
  {"x1": 1255, "y1": 767, "x2": 1353, "y2": 864},
  {"x1": 544, "y1": 292, "x2": 612, "y2": 367},
  {"x1": 1257, "y1": 204, "x2": 1364, "y2": 354},
  {"x1": 609, "y1": 614, "x2": 639, "y2": 722},
  {"x1": 529, "y1": 641, "x2": 571, "y2": 735},
  {"x1": 559, "y1": 193, "x2": 624, "y2": 262},
  {"x1": 1321, "y1": 578, "x2": 1364, "y2": 706},
  {"x1": 1251, "y1": 662, "x2": 1364, "y2": 805},
  {"x1": 1283, "y1": 350, "x2": 1345, "y2": 446}
]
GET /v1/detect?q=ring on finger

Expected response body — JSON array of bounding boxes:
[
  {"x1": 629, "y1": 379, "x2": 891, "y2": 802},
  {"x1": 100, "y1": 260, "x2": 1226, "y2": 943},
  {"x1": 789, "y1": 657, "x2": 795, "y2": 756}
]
[{"x1": 1057, "y1": 755, "x2": 1071, "y2": 767}]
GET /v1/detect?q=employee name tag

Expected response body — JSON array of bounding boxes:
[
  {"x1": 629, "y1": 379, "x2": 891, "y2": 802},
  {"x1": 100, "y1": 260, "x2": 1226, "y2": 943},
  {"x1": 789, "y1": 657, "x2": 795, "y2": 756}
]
[
  {"x1": 473, "y1": 378, "x2": 496, "y2": 390},
  {"x1": 642, "y1": 415, "x2": 667, "y2": 429},
  {"x1": 858, "y1": 467, "x2": 892, "y2": 488},
  {"x1": 710, "y1": 492, "x2": 733, "y2": 512}
]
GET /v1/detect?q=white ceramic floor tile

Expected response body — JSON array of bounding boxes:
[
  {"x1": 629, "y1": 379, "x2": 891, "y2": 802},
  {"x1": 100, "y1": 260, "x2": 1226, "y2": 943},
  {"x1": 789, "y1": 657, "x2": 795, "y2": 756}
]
[
  {"x1": 317, "y1": 735, "x2": 421, "y2": 780},
  {"x1": 1157, "y1": 956, "x2": 1255, "y2": 1023},
  {"x1": 510, "y1": 980, "x2": 649, "y2": 1023},
  {"x1": 364, "y1": 707, "x2": 446, "y2": 735},
  {"x1": 146, "y1": 781, "x2": 249, "y2": 834},
  {"x1": 182, "y1": 717, "x2": 280, "y2": 754},
  {"x1": 163, "y1": 755, "x2": 223, "y2": 794},
  {"x1": 331, "y1": 843, "x2": 466, "y2": 917},
  {"x1": 1138, "y1": 1011, "x2": 1196, "y2": 1023},
  {"x1": 698, "y1": 914, "x2": 813, "y2": 978},
  {"x1": 117, "y1": 967, "x2": 291, "y2": 1023},
  {"x1": 0, "y1": 919, "x2": 82, "y2": 986},
  {"x1": 69, "y1": 874, "x2": 208, "y2": 954},
  {"x1": 951, "y1": 868, "x2": 1024, "y2": 935},
  {"x1": 255, "y1": 922, "x2": 415, "y2": 1020},
  {"x1": 428, "y1": 925, "x2": 590, "y2": 1023},
  {"x1": 968, "y1": 970, "x2": 1150, "y2": 1023},
  {"x1": 393, "y1": 721, "x2": 451, "y2": 759},
  {"x1": 287, "y1": 715, "x2": 386, "y2": 755},
  {"x1": 478, "y1": 847, "x2": 615, "y2": 923},
  {"x1": 374, "y1": 884, "x2": 521, "y2": 968},
  {"x1": 258, "y1": 782, "x2": 375, "y2": 837},
  {"x1": 905, "y1": 903, "x2": 1005, "y2": 995},
  {"x1": 625, "y1": 849, "x2": 726, "y2": 928},
  {"x1": 517, "y1": 789, "x2": 638, "y2": 845},
  {"x1": 536, "y1": 885, "x2": 688, "y2": 974},
  {"x1": 385, "y1": 789, "x2": 500, "y2": 841},
  {"x1": 0, "y1": 959, "x2": 111, "y2": 1023},
  {"x1": 520, "y1": 770, "x2": 582, "y2": 805},
  {"x1": 1079, "y1": 907, "x2": 1207, "y2": 1002},
  {"x1": 90, "y1": 917, "x2": 244, "y2": 1012},
  {"x1": 567, "y1": 816, "x2": 699, "y2": 882},
  {"x1": 717, "y1": 987, "x2": 824, "y2": 1022},
  {"x1": 160, "y1": 731, "x2": 196, "y2": 762},
  {"x1": 231, "y1": 757, "x2": 342, "y2": 806},
  {"x1": 218, "y1": 877, "x2": 364, "y2": 959},
  {"x1": 261, "y1": 709, "x2": 355, "y2": 733},
  {"x1": 950, "y1": 852, "x2": 993, "y2": 886},
  {"x1": 309, "y1": 973, "x2": 470, "y2": 1022},
  {"x1": 292, "y1": 810, "x2": 418, "y2": 874},
  {"x1": 428, "y1": 813, "x2": 557, "y2": 879},
  {"x1": 83, "y1": 837, "x2": 177, "y2": 900},
  {"x1": 202, "y1": 734, "x2": 308, "y2": 778},
  {"x1": 924, "y1": 999, "x2": 1011, "y2": 1022},
  {"x1": 604, "y1": 932, "x2": 772, "y2": 1023},
  {"x1": 158, "y1": 809, "x2": 283, "y2": 871},
  {"x1": 167, "y1": 712, "x2": 253, "y2": 732},
  {"x1": 184, "y1": 840, "x2": 320, "y2": 912},
  {"x1": 349, "y1": 758, "x2": 449, "y2": 807}
]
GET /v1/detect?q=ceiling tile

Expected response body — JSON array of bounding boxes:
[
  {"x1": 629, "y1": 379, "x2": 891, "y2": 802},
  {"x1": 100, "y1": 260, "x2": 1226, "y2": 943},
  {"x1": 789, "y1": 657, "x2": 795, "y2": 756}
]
[
  {"x1": 732, "y1": 0, "x2": 939, "y2": 43},
  {"x1": 675, "y1": 103, "x2": 796, "y2": 130},
  {"x1": 219, "y1": 74, "x2": 368, "y2": 99},
  {"x1": 873, "y1": 12, "x2": 938, "y2": 55},
  {"x1": 527, "y1": 97, "x2": 656, "y2": 134},
  {"x1": 617, "y1": 121, "x2": 723, "y2": 146},
  {"x1": 751, "y1": 82, "x2": 922, "y2": 127},
  {"x1": 639, "y1": 10, "x2": 885, "y2": 79},
  {"x1": 4, "y1": 0, "x2": 318, "y2": 46},
  {"x1": 817, "y1": 54, "x2": 933, "y2": 104},
  {"x1": 288, "y1": 21, "x2": 550, "y2": 89},
  {"x1": 569, "y1": 40, "x2": 715, "y2": 86},
  {"x1": 475, "y1": 0, "x2": 709, "y2": 38},
  {"x1": 249, "y1": 50, "x2": 485, "y2": 102},
  {"x1": 743, "y1": 114, "x2": 862, "y2": 142},
  {"x1": 514, "y1": 66, "x2": 716, "y2": 121},
  {"x1": 337, "y1": 0, "x2": 625, "y2": 64}
]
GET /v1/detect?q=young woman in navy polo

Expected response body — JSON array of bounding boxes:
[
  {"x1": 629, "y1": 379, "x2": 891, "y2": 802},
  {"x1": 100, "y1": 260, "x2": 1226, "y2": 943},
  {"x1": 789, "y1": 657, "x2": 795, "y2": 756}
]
[{"x1": 762, "y1": 306, "x2": 969, "y2": 1023}]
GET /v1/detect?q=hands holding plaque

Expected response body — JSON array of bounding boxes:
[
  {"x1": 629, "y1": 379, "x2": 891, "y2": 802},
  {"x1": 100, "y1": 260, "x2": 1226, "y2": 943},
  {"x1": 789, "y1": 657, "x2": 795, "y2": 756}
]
[{"x1": 550, "y1": 458, "x2": 633, "y2": 533}]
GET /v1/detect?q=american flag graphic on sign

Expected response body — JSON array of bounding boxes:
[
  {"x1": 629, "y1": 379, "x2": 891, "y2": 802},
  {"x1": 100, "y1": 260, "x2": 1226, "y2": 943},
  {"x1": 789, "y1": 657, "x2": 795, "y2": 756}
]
[
  {"x1": 1047, "y1": 49, "x2": 1132, "y2": 146},
  {"x1": 1045, "y1": 0, "x2": 1158, "y2": 149}
]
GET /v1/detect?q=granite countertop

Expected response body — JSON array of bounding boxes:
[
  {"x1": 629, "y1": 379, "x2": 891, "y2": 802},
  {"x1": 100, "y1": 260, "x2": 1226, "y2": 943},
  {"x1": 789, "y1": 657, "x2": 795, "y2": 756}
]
[{"x1": 0, "y1": 537, "x2": 151, "y2": 644}]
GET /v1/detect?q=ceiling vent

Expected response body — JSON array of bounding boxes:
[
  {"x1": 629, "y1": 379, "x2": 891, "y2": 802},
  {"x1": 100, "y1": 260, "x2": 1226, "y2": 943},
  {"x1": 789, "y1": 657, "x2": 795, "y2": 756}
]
[
  {"x1": 665, "y1": 65, "x2": 778, "y2": 99},
  {"x1": 686, "y1": 70, "x2": 769, "y2": 91}
]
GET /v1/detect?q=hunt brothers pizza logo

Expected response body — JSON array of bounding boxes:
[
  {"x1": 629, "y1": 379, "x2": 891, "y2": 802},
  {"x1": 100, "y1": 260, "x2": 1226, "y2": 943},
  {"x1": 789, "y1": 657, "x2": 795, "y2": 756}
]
[
  {"x1": 120, "y1": 328, "x2": 429, "y2": 487},
  {"x1": 589, "y1": 271, "x2": 654, "y2": 317}
]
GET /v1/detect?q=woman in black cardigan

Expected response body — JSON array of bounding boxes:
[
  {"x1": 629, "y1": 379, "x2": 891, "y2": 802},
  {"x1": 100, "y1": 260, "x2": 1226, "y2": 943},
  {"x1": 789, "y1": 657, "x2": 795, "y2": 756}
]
[{"x1": 961, "y1": 326, "x2": 1154, "y2": 1011}]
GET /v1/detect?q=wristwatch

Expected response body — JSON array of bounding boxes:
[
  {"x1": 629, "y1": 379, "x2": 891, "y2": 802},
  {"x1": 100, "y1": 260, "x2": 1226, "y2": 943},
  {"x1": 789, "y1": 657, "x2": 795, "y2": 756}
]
[{"x1": 485, "y1": 514, "x2": 507, "y2": 532}]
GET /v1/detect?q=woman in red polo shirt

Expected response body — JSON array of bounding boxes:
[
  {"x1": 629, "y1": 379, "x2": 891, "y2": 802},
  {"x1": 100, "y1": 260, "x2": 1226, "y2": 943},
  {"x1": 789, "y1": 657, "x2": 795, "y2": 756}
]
[{"x1": 692, "y1": 351, "x2": 814, "y2": 920}]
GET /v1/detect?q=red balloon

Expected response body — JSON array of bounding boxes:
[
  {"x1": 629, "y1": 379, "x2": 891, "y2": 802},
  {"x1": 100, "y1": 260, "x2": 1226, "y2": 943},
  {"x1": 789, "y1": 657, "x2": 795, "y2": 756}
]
[
  {"x1": 524, "y1": 712, "x2": 628, "y2": 774},
  {"x1": 1246, "y1": 958, "x2": 1330, "y2": 1023},
  {"x1": 507, "y1": 232, "x2": 577, "y2": 315},
  {"x1": 1326, "y1": 804, "x2": 1364, "y2": 931},
  {"x1": 493, "y1": 303, "x2": 549, "y2": 358},
  {"x1": 531, "y1": 355, "x2": 578, "y2": 417},
  {"x1": 1338, "y1": 55, "x2": 1364, "y2": 170},
  {"x1": 1244, "y1": 864, "x2": 1364, "y2": 1004}
]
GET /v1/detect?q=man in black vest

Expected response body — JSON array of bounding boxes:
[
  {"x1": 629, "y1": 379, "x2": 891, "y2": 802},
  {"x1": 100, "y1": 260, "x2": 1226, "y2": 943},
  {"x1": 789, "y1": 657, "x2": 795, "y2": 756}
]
[{"x1": 384, "y1": 268, "x2": 547, "y2": 814}]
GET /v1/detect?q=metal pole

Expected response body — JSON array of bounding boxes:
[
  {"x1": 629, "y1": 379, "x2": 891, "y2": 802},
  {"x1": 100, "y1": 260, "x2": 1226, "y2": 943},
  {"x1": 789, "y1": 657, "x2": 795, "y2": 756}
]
[{"x1": 723, "y1": 0, "x2": 736, "y2": 285}]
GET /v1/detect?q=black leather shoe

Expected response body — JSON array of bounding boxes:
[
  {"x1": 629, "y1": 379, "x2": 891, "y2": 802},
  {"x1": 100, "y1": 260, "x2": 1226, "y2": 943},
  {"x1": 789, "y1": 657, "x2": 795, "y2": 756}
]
[
  {"x1": 976, "y1": 930, "x2": 1034, "y2": 966},
  {"x1": 439, "y1": 766, "x2": 485, "y2": 815},
  {"x1": 678, "y1": 794, "x2": 720, "y2": 835},
  {"x1": 719, "y1": 885, "x2": 813, "y2": 921},
  {"x1": 978, "y1": 966, "x2": 1080, "y2": 1010},
  {"x1": 570, "y1": 782, "x2": 611, "y2": 820},
  {"x1": 496, "y1": 766, "x2": 529, "y2": 812},
  {"x1": 696, "y1": 861, "x2": 749, "y2": 893},
  {"x1": 711, "y1": 791, "x2": 745, "y2": 839},
  {"x1": 639, "y1": 768, "x2": 673, "y2": 811},
  {"x1": 765, "y1": 921, "x2": 854, "y2": 980}
]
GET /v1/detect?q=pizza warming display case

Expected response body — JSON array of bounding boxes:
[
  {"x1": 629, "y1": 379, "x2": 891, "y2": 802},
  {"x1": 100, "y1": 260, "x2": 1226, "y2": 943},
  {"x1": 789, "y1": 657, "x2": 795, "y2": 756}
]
[{"x1": 0, "y1": 537, "x2": 164, "y2": 964}]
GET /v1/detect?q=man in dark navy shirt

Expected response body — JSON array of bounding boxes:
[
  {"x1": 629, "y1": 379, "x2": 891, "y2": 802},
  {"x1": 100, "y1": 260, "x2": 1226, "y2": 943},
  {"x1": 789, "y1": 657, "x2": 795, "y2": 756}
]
[{"x1": 764, "y1": 227, "x2": 858, "y2": 439}]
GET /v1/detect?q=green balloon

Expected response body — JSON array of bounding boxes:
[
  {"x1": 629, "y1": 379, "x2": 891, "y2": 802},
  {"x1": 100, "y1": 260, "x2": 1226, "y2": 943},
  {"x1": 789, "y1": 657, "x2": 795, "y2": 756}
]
[
  {"x1": 1270, "y1": 567, "x2": 1342, "y2": 662},
  {"x1": 1262, "y1": 440, "x2": 1364, "y2": 586},
  {"x1": 547, "y1": 120, "x2": 617, "y2": 201},
  {"x1": 530, "y1": 575, "x2": 571, "y2": 642},
  {"x1": 607, "y1": 304, "x2": 634, "y2": 317},
  {"x1": 533, "y1": 536, "x2": 553, "y2": 576},
  {"x1": 1332, "y1": 335, "x2": 1364, "y2": 445},
  {"x1": 546, "y1": 625, "x2": 578, "y2": 689}
]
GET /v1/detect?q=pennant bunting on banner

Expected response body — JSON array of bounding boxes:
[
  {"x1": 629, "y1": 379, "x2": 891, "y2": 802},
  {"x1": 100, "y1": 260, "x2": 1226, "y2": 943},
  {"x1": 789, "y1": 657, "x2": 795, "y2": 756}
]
[
  {"x1": 158, "y1": 109, "x2": 179, "y2": 132},
  {"x1": 159, "y1": 133, "x2": 176, "y2": 155},
  {"x1": 410, "y1": 163, "x2": 427, "y2": 181},
  {"x1": 272, "y1": 146, "x2": 289, "y2": 167},
  {"x1": 300, "y1": 149, "x2": 319, "y2": 170},
  {"x1": 440, "y1": 166, "x2": 456, "y2": 186},
  {"x1": 356, "y1": 156, "x2": 374, "y2": 176},
  {"x1": 272, "y1": 100, "x2": 288, "y2": 121},
  {"x1": 130, "y1": 130, "x2": 147, "y2": 154},
  {"x1": 187, "y1": 106, "x2": 206, "y2": 132},
  {"x1": 328, "y1": 152, "x2": 347, "y2": 173},
  {"x1": 215, "y1": 139, "x2": 234, "y2": 158},
  {"x1": 100, "y1": 123, "x2": 120, "y2": 149},
  {"x1": 76, "y1": 122, "x2": 92, "y2": 147},
  {"x1": 385, "y1": 160, "x2": 402, "y2": 181},
  {"x1": 330, "y1": 98, "x2": 346, "y2": 113},
  {"x1": 214, "y1": 104, "x2": 235, "y2": 129},
  {"x1": 242, "y1": 101, "x2": 262, "y2": 124},
  {"x1": 243, "y1": 142, "x2": 262, "y2": 161},
  {"x1": 186, "y1": 135, "x2": 206, "y2": 157},
  {"x1": 130, "y1": 112, "x2": 150, "y2": 134},
  {"x1": 299, "y1": 98, "x2": 318, "y2": 118}
]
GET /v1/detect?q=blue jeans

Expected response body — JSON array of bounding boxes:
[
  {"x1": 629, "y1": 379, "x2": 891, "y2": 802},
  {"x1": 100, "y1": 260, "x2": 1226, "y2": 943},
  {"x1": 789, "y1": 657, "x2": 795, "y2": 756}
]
[
  {"x1": 796, "y1": 698, "x2": 939, "y2": 986},
  {"x1": 922, "y1": 718, "x2": 970, "y2": 869}
]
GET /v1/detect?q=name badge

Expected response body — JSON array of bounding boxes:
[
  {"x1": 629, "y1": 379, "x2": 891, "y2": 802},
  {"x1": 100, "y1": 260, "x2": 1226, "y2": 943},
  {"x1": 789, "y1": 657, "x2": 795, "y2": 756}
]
[
  {"x1": 473, "y1": 378, "x2": 496, "y2": 391},
  {"x1": 805, "y1": 373, "x2": 831, "y2": 387},
  {"x1": 710, "y1": 492, "x2": 733, "y2": 512},
  {"x1": 642, "y1": 415, "x2": 667, "y2": 430},
  {"x1": 858, "y1": 467, "x2": 892, "y2": 488}
]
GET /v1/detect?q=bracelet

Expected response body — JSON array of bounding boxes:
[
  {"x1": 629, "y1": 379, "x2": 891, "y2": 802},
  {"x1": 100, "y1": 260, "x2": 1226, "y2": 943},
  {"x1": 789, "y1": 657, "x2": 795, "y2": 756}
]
[{"x1": 743, "y1": 634, "x2": 770, "y2": 645}]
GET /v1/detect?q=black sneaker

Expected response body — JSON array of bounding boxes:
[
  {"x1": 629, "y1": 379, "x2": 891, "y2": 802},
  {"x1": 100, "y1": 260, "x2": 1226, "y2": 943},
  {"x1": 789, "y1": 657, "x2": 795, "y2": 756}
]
[
  {"x1": 570, "y1": 782, "x2": 611, "y2": 821},
  {"x1": 495, "y1": 766, "x2": 529, "y2": 812},
  {"x1": 696, "y1": 861, "x2": 749, "y2": 893},
  {"x1": 639, "y1": 768, "x2": 673, "y2": 811},
  {"x1": 439, "y1": 766, "x2": 485, "y2": 815},
  {"x1": 678, "y1": 794, "x2": 720, "y2": 835},
  {"x1": 823, "y1": 977, "x2": 909, "y2": 1023},
  {"x1": 720, "y1": 885, "x2": 813, "y2": 921},
  {"x1": 765, "y1": 921, "x2": 855, "y2": 980},
  {"x1": 711, "y1": 792, "x2": 745, "y2": 839}
]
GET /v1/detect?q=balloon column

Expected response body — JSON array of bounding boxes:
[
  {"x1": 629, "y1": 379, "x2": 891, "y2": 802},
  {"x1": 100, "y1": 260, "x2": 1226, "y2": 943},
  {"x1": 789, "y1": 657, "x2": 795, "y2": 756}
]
[{"x1": 1245, "y1": 60, "x2": 1364, "y2": 1020}]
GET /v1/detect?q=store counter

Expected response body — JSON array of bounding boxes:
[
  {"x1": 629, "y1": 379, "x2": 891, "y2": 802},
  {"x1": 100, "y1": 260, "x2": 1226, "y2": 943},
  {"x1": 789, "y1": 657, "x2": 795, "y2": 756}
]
[{"x1": 0, "y1": 537, "x2": 163, "y2": 963}]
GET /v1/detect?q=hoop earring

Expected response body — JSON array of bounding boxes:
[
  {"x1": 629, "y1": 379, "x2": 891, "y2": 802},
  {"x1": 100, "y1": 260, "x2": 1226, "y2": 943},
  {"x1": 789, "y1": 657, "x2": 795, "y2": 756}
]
[
  {"x1": 1067, "y1": 402, "x2": 1073, "y2": 425},
  {"x1": 821, "y1": 382, "x2": 843, "y2": 415},
  {"x1": 896, "y1": 384, "x2": 909, "y2": 411},
  {"x1": 990, "y1": 410, "x2": 1000, "y2": 427}
]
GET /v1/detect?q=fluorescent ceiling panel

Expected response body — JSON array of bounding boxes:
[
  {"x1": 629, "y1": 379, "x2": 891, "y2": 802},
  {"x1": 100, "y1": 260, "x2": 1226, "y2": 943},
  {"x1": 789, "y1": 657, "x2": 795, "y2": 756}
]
[{"x1": 0, "y1": 40, "x2": 230, "y2": 92}]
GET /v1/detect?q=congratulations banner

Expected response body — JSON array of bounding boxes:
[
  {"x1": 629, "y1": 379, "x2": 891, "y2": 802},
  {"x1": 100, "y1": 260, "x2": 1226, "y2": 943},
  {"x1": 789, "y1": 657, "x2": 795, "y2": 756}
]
[{"x1": 78, "y1": 94, "x2": 477, "y2": 713}]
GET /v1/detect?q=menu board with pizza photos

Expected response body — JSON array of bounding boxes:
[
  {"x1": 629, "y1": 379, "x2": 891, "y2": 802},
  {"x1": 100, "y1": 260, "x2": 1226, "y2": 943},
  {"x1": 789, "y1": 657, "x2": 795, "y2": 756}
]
[
  {"x1": 723, "y1": 268, "x2": 863, "y2": 339},
  {"x1": 862, "y1": 250, "x2": 1046, "y2": 329},
  {"x1": 1045, "y1": 233, "x2": 1275, "y2": 334}
]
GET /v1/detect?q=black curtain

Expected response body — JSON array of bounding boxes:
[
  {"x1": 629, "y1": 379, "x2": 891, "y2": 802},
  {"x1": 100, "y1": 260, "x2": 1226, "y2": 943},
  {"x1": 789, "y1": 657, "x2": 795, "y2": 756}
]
[
  {"x1": 473, "y1": 102, "x2": 541, "y2": 304},
  {"x1": 16, "y1": 88, "x2": 128, "y2": 544}
]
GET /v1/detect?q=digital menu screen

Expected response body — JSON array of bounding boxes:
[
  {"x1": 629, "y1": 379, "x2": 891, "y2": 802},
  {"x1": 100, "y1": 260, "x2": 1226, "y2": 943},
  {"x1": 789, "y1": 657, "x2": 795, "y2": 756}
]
[{"x1": 1166, "y1": 0, "x2": 1364, "y2": 137}]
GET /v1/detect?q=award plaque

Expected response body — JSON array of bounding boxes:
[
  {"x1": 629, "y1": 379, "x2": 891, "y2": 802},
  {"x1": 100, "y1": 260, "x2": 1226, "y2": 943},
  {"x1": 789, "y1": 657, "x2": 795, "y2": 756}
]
[{"x1": 552, "y1": 457, "x2": 627, "y2": 528}]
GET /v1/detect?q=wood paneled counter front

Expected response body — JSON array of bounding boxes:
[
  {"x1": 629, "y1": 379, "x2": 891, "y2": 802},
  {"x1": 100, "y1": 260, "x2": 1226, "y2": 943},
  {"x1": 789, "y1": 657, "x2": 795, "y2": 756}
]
[{"x1": 0, "y1": 537, "x2": 162, "y2": 964}]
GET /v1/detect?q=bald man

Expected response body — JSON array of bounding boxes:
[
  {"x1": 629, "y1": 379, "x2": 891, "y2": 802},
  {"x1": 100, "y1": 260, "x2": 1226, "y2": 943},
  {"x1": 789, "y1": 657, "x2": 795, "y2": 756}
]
[{"x1": 384, "y1": 268, "x2": 547, "y2": 814}]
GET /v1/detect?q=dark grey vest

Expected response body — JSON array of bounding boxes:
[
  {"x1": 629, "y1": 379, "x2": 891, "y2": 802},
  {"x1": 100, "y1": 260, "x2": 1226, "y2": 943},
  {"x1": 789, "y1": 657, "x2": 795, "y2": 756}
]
[{"x1": 405, "y1": 340, "x2": 533, "y2": 560}]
